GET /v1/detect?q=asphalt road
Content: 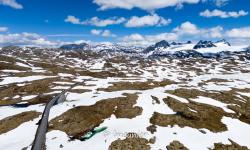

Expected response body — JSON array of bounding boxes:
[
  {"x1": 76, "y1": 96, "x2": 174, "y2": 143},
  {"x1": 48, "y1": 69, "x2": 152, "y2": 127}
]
[{"x1": 31, "y1": 82, "x2": 82, "y2": 150}]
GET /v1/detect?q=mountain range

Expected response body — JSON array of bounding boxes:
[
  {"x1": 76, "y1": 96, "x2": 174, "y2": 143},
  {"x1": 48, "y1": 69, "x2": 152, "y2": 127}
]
[{"x1": 1, "y1": 39, "x2": 249, "y2": 59}]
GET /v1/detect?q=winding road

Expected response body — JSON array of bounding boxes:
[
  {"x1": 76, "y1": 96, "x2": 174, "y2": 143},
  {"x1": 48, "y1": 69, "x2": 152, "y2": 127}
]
[{"x1": 31, "y1": 82, "x2": 83, "y2": 150}]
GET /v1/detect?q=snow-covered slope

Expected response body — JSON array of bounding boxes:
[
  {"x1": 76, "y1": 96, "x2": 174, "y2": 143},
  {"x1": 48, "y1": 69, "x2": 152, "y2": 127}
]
[
  {"x1": 1, "y1": 43, "x2": 250, "y2": 150},
  {"x1": 1, "y1": 47, "x2": 250, "y2": 150}
]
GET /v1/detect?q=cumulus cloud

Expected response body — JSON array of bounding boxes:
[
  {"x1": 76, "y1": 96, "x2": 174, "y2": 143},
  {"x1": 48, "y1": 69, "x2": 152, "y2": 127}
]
[
  {"x1": 125, "y1": 13, "x2": 171, "y2": 27},
  {"x1": 0, "y1": 32, "x2": 62, "y2": 47},
  {"x1": 73, "y1": 40, "x2": 92, "y2": 44},
  {"x1": 122, "y1": 33, "x2": 145, "y2": 41},
  {"x1": 0, "y1": 0, "x2": 23, "y2": 9},
  {"x1": 200, "y1": 9, "x2": 248, "y2": 18},
  {"x1": 120, "y1": 32, "x2": 178, "y2": 46},
  {"x1": 226, "y1": 27, "x2": 250, "y2": 38},
  {"x1": 65, "y1": 15, "x2": 126, "y2": 27},
  {"x1": 213, "y1": 0, "x2": 229, "y2": 7},
  {"x1": 65, "y1": 15, "x2": 81, "y2": 24},
  {"x1": 91, "y1": 29, "x2": 103, "y2": 35},
  {"x1": 83, "y1": 17, "x2": 126, "y2": 27},
  {"x1": 208, "y1": 26, "x2": 223, "y2": 38},
  {"x1": 173, "y1": 21, "x2": 200, "y2": 35},
  {"x1": 66, "y1": 14, "x2": 171, "y2": 28},
  {"x1": 102, "y1": 30, "x2": 116, "y2": 37},
  {"x1": 202, "y1": 0, "x2": 229, "y2": 7},
  {"x1": 120, "y1": 22, "x2": 250, "y2": 46},
  {"x1": 46, "y1": 34, "x2": 88, "y2": 37},
  {"x1": 120, "y1": 21, "x2": 227, "y2": 46},
  {"x1": 93, "y1": 0, "x2": 200, "y2": 11},
  {"x1": 90, "y1": 29, "x2": 116, "y2": 37},
  {"x1": 0, "y1": 27, "x2": 8, "y2": 32},
  {"x1": 173, "y1": 21, "x2": 224, "y2": 38}
]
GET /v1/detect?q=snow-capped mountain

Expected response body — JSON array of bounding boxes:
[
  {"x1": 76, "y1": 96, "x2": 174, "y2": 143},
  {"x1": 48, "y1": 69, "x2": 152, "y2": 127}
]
[
  {"x1": 143, "y1": 40, "x2": 170, "y2": 54},
  {"x1": 1, "y1": 39, "x2": 249, "y2": 59},
  {"x1": 92, "y1": 43, "x2": 143, "y2": 53},
  {"x1": 215, "y1": 39, "x2": 231, "y2": 46},
  {"x1": 60, "y1": 42, "x2": 144, "y2": 53},
  {"x1": 142, "y1": 39, "x2": 249, "y2": 59},
  {"x1": 60, "y1": 43, "x2": 90, "y2": 50},
  {"x1": 193, "y1": 40, "x2": 217, "y2": 49}
]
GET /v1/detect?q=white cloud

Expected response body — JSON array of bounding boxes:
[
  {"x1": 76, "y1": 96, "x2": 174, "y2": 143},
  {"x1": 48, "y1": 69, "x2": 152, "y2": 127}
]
[
  {"x1": 93, "y1": 0, "x2": 200, "y2": 11},
  {"x1": 90, "y1": 29, "x2": 116, "y2": 37},
  {"x1": 125, "y1": 13, "x2": 171, "y2": 27},
  {"x1": 173, "y1": 21, "x2": 224, "y2": 38},
  {"x1": 0, "y1": 32, "x2": 61, "y2": 47},
  {"x1": 66, "y1": 14, "x2": 171, "y2": 28},
  {"x1": 65, "y1": 15, "x2": 126, "y2": 27},
  {"x1": 120, "y1": 32, "x2": 178, "y2": 46},
  {"x1": 0, "y1": 0, "x2": 23, "y2": 9},
  {"x1": 208, "y1": 26, "x2": 223, "y2": 38},
  {"x1": 226, "y1": 27, "x2": 250, "y2": 38},
  {"x1": 122, "y1": 33, "x2": 145, "y2": 41},
  {"x1": 120, "y1": 23, "x2": 250, "y2": 46},
  {"x1": 145, "y1": 33, "x2": 178, "y2": 42},
  {"x1": 202, "y1": 0, "x2": 229, "y2": 7},
  {"x1": 83, "y1": 17, "x2": 126, "y2": 27},
  {"x1": 120, "y1": 21, "x2": 226, "y2": 46},
  {"x1": 0, "y1": 27, "x2": 8, "y2": 32},
  {"x1": 91, "y1": 29, "x2": 102, "y2": 35},
  {"x1": 200, "y1": 9, "x2": 248, "y2": 18},
  {"x1": 101, "y1": 30, "x2": 116, "y2": 37},
  {"x1": 73, "y1": 40, "x2": 92, "y2": 44},
  {"x1": 173, "y1": 21, "x2": 200, "y2": 35},
  {"x1": 65, "y1": 15, "x2": 81, "y2": 24},
  {"x1": 214, "y1": 0, "x2": 229, "y2": 7},
  {"x1": 46, "y1": 34, "x2": 88, "y2": 37}
]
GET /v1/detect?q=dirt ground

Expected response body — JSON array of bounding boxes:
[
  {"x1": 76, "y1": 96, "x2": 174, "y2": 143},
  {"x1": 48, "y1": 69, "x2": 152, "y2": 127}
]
[
  {"x1": 98, "y1": 80, "x2": 175, "y2": 92},
  {"x1": 150, "y1": 97, "x2": 232, "y2": 132},
  {"x1": 108, "y1": 133, "x2": 151, "y2": 150},
  {"x1": 211, "y1": 139, "x2": 249, "y2": 150},
  {"x1": 49, "y1": 93, "x2": 142, "y2": 139},
  {"x1": 166, "y1": 141, "x2": 189, "y2": 150},
  {"x1": 0, "y1": 111, "x2": 41, "y2": 134}
]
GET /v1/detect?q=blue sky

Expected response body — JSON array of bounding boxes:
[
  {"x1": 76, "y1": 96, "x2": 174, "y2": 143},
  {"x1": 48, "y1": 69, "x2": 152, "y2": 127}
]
[{"x1": 0, "y1": 0, "x2": 250, "y2": 47}]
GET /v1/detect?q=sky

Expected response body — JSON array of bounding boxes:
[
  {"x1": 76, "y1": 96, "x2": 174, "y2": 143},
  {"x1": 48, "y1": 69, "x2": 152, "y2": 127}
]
[{"x1": 0, "y1": 0, "x2": 250, "y2": 47}]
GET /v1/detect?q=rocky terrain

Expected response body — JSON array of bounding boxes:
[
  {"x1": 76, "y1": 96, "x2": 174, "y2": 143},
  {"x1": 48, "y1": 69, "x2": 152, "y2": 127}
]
[{"x1": 0, "y1": 40, "x2": 250, "y2": 150}]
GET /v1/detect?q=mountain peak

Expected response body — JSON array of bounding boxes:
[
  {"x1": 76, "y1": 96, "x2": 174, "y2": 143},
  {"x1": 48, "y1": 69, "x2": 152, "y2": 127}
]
[
  {"x1": 155, "y1": 40, "x2": 170, "y2": 48},
  {"x1": 193, "y1": 40, "x2": 216, "y2": 49},
  {"x1": 171, "y1": 42, "x2": 182, "y2": 45},
  {"x1": 60, "y1": 43, "x2": 89, "y2": 50},
  {"x1": 216, "y1": 39, "x2": 231, "y2": 46},
  {"x1": 143, "y1": 40, "x2": 170, "y2": 53}
]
